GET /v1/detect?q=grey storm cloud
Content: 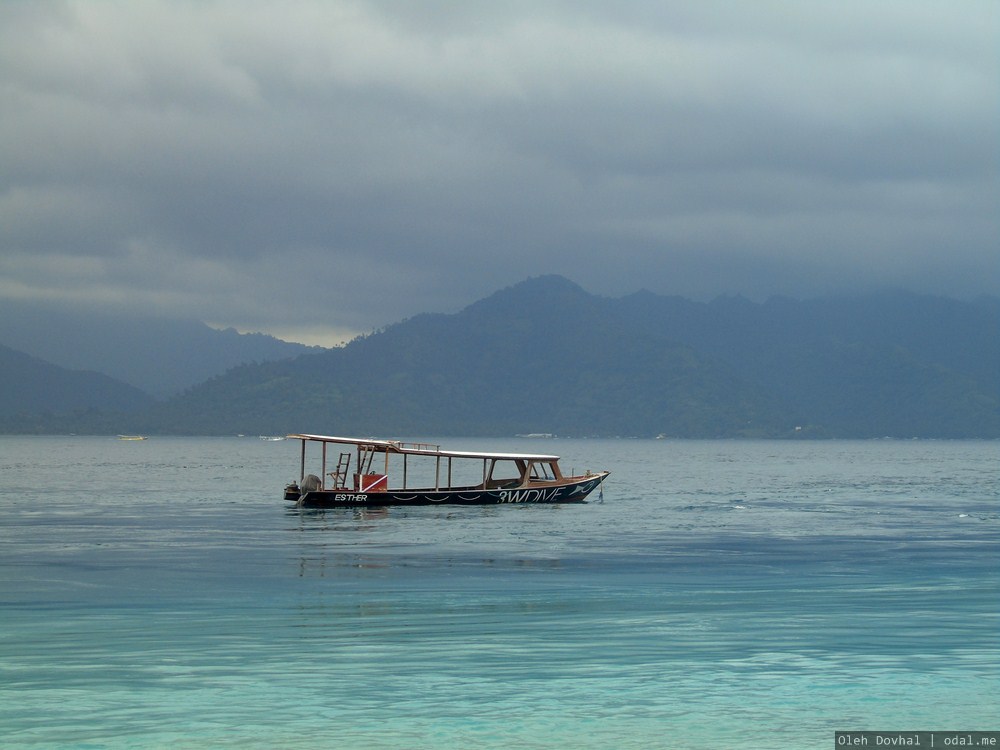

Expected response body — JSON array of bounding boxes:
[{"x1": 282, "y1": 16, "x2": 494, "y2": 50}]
[{"x1": 1, "y1": 0, "x2": 997, "y2": 344}]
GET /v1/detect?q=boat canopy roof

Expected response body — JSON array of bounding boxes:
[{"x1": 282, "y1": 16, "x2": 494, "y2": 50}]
[{"x1": 286, "y1": 434, "x2": 561, "y2": 462}]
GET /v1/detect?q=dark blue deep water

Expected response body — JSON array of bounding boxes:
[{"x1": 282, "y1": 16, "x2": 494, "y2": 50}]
[{"x1": 1, "y1": 437, "x2": 997, "y2": 748}]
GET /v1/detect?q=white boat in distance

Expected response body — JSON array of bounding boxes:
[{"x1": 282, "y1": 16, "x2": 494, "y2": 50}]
[{"x1": 283, "y1": 434, "x2": 609, "y2": 508}]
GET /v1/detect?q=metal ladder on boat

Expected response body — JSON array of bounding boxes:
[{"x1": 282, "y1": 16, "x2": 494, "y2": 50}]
[{"x1": 328, "y1": 452, "x2": 351, "y2": 489}]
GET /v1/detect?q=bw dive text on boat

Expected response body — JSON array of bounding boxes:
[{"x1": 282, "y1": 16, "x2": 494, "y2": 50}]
[{"x1": 499, "y1": 487, "x2": 562, "y2": 503}]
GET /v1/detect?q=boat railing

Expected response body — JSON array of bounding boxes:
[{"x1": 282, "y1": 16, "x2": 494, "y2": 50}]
[{"x1": 389, "y1": 441, "x2": 441, "y2": 453}]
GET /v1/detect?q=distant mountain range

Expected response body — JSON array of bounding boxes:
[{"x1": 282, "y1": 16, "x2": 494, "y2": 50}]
[
  {"x1": 0, "y1": 301, "x2": 317, "y2": 397},
  {"x1": 1, "y1": 276, "x2": 998, "y2": 438},
  {"x1": 0, "y1": 343, "x2": 154, "y2": 430}
]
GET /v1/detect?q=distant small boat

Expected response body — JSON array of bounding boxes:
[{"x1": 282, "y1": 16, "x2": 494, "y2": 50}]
[
  {"x1": 259, "y1": 435, "x2": 285, "y2": 441},
  {"x1": 117, "y1": 435, "x2": 147, "y2": 441},
  {"x1": 283, "y1": 433, "x2": 609, "y2": 508}
]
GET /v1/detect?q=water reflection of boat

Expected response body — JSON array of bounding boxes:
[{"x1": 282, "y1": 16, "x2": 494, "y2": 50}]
[{"x1": 283, "y1": 434, "x2": 609, "y2": 508}]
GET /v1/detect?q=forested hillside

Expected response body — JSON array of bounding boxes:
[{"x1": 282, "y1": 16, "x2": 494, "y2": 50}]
[
  {"x1": 0, "y1": 344, "x2": 153, "y2": 426},
  {"x1": 0, "y1": 302, "x2": 317, "y2": 396},
  {"x1": 2, "y1": 276, "x2": 998, "y2": 437}
]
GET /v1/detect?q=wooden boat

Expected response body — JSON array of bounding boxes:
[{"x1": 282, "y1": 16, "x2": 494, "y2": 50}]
[{"x1": 283, "y1": 434, "x2": 609, "y2": 508}]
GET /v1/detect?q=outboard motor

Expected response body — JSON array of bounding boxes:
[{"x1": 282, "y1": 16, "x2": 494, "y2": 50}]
[{"x1": 300, "y1": 474, "x2": 322, "y2": 492}]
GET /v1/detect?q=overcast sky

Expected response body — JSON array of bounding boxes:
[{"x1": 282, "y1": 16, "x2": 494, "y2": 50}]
[{"x1": 1, "y1": 1, "x2": 997, "y2": 345}]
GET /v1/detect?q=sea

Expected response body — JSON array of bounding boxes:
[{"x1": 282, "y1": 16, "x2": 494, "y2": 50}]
[{"x1": 0, "y1": 436, "x2": 996, "y2": 749}]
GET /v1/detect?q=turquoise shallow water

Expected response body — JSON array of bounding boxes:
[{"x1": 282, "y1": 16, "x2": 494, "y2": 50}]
[{"x1": 1, "y1": 437, "x2": 997, "y2": 749}]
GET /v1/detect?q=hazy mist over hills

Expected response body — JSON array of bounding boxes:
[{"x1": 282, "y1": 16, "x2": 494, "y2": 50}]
[
  {"x1": 2, "y1": 4, "x2": 996, "y2": 440},
  {"x1": 0, "y1": 301, "x2": 318, "y2": 397},
  {"x1": 0, "y1": 343, "x2": 154, "y2": 421},
  {"x1": 1, "y1": 277, "x2": 997, "y2": 438}
]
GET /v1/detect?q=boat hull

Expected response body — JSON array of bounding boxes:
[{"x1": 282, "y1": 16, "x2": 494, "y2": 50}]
[{"x1": 287, "y1": 473, "x2": 609, "y2": 508}]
